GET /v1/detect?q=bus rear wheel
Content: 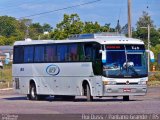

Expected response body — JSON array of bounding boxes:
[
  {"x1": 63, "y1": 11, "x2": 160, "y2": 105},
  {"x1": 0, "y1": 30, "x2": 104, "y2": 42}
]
[
  {"x1": 86, "y1": 84, "x2": 93, "y2": 101},
  {"x1": 29, "y1": 83, "x2": 38, "y2": 100}
]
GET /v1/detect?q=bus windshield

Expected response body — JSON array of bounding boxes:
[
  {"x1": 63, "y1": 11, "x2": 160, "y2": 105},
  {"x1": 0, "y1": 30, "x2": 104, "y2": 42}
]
[{"x1": 103, "y1": 45, "x2": 147, "y2": 78}]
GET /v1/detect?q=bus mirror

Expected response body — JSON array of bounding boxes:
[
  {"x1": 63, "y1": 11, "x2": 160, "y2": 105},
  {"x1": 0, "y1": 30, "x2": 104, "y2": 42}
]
[
  {"x1": 146, "y1": 50, "x2": 155, "y2": 63},
  {"x1": 99, "y1": 50, "x2": 106, "y2": 64},
  {"x1": 149, "y1": 51, "x2": 155, "y2": 62}
]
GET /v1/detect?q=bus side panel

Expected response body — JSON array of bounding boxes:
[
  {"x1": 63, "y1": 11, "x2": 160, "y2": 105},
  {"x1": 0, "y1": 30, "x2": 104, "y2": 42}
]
[
  {"x1": 37, "y1": 76, "x2": 86, "y2": 96},
  {"x1": 13, "y1": 76, "x2": 29, "y2": 94},
  {"x1": 13, "y1": 62, "x2": 98, "y2": 96}
]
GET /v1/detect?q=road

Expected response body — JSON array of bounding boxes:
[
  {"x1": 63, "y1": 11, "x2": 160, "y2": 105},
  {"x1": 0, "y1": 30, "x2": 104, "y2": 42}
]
[{"x1": 0, "y1": 87, "x2": 160, "y2": 120}]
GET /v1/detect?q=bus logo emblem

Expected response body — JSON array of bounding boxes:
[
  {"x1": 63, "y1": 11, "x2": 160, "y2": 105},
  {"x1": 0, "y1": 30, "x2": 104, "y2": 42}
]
[
  {"x1": 126, "y1": 81, "x2": 129, "y2": 84},
  {"x1": 46, "y1": 65, "x2": 60, "y2": 75}
]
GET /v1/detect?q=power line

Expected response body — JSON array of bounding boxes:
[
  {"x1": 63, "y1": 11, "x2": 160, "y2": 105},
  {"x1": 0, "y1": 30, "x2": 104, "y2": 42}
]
[{"x1": 19, "y1": 0, "x2": 101, "y2": 19}]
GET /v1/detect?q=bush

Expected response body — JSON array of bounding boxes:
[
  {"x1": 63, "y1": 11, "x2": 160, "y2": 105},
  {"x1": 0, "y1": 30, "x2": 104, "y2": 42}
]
[{"x1": 149, "y1": 73, "x2": 160, "y2": 81}]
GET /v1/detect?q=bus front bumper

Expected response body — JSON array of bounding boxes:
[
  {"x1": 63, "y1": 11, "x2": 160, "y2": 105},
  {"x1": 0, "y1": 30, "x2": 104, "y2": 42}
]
[{"x1": 103, "y1": 85, "x2": 147, "y2": 96}]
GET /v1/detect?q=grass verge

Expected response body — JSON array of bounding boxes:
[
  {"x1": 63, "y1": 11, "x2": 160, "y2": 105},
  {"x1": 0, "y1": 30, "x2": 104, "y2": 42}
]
[{"x1": 0, "y1": 64, "x2": 12, "y2": 89}]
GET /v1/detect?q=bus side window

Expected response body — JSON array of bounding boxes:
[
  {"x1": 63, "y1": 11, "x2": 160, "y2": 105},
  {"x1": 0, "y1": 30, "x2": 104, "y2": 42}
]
[
  {"x1": 93, "y1": 44, "x2": 101, "y2": 60},
  {"x1": 78, "y1": 44, "x2": 85, "y2": 61},
  {"x1": 68, "y1": 44, "x2": 78, "y2": 61},
  {"x1": 14, "y1": 46, "x2": 24, "y2": 63},
  {"x1": 46, "y1": 45, "x2": 57, "y2": 62},
  {"x1": 57, "y1": 45, "x2": 68, "y2": 62},
  {"x1": 84, "y1": 44, "x2": 93, "y2": 61},
  {"x1": 24, "y1": 46, "x2": 34, "y2": 63},
  {"x1": 34, "y1": 46, "x2": 45, "y2": 62},
  {"x1": 92, "y1": 44, "x2": 102, "y2": 75}
]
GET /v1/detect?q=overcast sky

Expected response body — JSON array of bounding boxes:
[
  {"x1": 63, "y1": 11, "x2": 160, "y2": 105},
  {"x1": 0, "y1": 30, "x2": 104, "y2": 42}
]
[{"x1": 0, "y1": 0, "x2": 159, "y2": 28}]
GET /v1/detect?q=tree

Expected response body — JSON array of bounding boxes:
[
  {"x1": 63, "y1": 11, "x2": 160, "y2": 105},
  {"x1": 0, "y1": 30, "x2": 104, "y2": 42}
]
[
  {"x1": 52, "y1": 14, "x2": 84, "y2": 39},
  {"x1": 0, "y1": 16, "x2": 19, "y2": 37},
  {"x1": 19, "y1": 18, "x2": 32, "y2": 39},
  {"x1": 150, "y1": 44, "x2": 160, "y2": 66},
  {"x1": 82, "y1": 21, "x2": 101, "y2": 33},
  {"x1": 100, "y1": 23, "x2": 110, "y2": 32},
  {"x1": 0, "y1": 36, "x2": 6, "y2": 45},
  {"x1": 136, "y1": 11, "x2": 154, "y2": 28},
  {"x1": 29, "y1": 23, "x2": 43, "y2": 39},
  {"x1": 133, "y1": 11, "x2": 160, "y2": 47},
  {"x1": 43, "y1": 23, "x2": 53, "y2": 32}
]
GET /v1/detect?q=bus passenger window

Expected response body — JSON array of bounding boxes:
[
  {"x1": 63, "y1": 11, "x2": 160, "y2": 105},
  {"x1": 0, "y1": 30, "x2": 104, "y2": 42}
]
[
  {"x1": 57, "y1": 45, "x2": 68, "y2": 62},
  {"x1": 85, "y1": 44, "x2": 93, "y2": 61},
  {"x1": 14, "y1": 46, "x2": 24, "y2": 63},
  {"x1": 46, "y1": 45, "x2": 57, "y2": 62},
  {"x1": 24, "y1": 46, "x2": 34, "y2": 63},
  {"x1": 68, "y1": 44, "x2": 78, "y2": 61},
  {"x1": 34, "y1": 46, "x2": 45, "y2": 62},
  {"x1": 78, "y1": 44, "x2": 85, "y2": 61}
]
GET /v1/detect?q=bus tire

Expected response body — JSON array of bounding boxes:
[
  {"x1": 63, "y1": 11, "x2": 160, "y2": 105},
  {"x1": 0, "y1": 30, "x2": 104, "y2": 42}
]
[
  {"x1": 30, "y1": 83, "x2": 38, "y2": 100},
  {"x1": 123, "y1": 96, "x2": 129, "y2": 101},
  {"x1": 27, "y1": 94, "x2": 31, "y2": 100},
  {"x1": 86, "y1": 84, "x2": 93, "y2": 101}
]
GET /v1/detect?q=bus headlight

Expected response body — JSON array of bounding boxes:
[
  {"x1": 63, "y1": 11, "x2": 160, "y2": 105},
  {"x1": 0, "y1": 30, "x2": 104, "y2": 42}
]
[
  {"x1": 108, "y1": 81, "x2": 117, "y2": 85},
  {"x1": 103, "y1": 81, "x2": 116, "y2": 85},
  {"x1": 138, "y1": 81, "x2": 147, "y2": 85}
]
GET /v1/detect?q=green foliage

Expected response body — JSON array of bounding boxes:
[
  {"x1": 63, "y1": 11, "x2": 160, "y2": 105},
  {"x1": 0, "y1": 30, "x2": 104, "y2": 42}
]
[
  {"x1": 148, "y1": 72, "x2": 160, "y2": 86},
  {"x1": 149, "y1": 73, "x2": 160, "y2": 81},
  {"x1": 133, "y1": 11, "x2": 160, "y2": 47},
  {"x1": 52, "y1": 13, "x2": 84, "y2": 39},
  {"x1": 150, "y1": 29, "x2": 160, "y2": 46},
  {"x1": 0, "y1": 36, "x2": 6, "y2": 45},
  {"x1": 82, "y1": 21, "x2": 101, "y2": 33},
  {"x1": 0, "y1": 16, "x2": 17, "y2": 37},
  {"x1": 51, "y1": 13, "x2": 116, "y2": 40},
  {"x1": 0, "y1": 64, "x2": 12, "y2": 89},
  {"x1": 29, "y1": 23, "x2": 43, "y2": 39},
  {"x1": 133, "y1": 28, "x2": 160, "y2": 47},
  {"x1": 150, "y1": 44, "x2": 160, "y2": 64},
  {"x1": 100, "y1": 23, "x2": 110, "y2": 32},
  {"x1": 136, "y1": 11, "x2": 154, "y2": 28},
  {"x1": 0, "y1": 13, "x2": 117, "y2": 42},
  {"x1": 43, "y1": 23, "x2": 53, "y2": 32}
]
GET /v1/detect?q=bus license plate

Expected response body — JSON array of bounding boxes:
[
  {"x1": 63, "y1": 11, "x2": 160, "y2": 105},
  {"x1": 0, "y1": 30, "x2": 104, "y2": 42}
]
[{"x1": 123, "y1": 88, "x2": 131, "y2": 92}]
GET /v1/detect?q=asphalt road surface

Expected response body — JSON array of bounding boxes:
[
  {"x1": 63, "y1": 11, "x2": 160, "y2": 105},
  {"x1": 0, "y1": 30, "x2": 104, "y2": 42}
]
[{"x1": 0, "y1": 87, "x2": 160, "y2": 120}]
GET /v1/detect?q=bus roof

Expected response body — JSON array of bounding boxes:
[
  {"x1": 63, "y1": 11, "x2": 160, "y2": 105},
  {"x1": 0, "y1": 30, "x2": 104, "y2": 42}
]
[{"x1": 14, "y1": 35, "x2": 144, "y2": 46}]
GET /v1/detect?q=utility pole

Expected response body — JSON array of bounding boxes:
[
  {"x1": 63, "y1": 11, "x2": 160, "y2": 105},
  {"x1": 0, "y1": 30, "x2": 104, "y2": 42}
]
[
  {"x1": 25, "y1": 26, "x2": 29, "y2": 39},
  {"x1": 128, "y1": 0, "x2": 132, "y2": 37},
  {"x1": 147, "y1": 24, "x2": 150, "y2": 72},
  {"x1": 141, "y1": 24, "x2": 151, "y2": 72}
]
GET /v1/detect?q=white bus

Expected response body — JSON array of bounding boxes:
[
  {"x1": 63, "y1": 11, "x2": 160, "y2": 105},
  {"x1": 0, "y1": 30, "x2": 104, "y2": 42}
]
[{"x1": 12, "y1": 33, "x2": 154, "y2": 101}]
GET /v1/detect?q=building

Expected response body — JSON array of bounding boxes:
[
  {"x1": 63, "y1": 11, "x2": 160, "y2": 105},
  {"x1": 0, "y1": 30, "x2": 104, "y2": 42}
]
[{"x1": 0, "y1": 46, "x2": 13, "y2": 62}]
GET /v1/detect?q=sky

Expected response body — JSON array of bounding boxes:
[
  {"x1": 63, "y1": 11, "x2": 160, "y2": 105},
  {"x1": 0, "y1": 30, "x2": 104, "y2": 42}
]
[{"x1": 0, "y1": 0, "x2": 159, "y2": 29}]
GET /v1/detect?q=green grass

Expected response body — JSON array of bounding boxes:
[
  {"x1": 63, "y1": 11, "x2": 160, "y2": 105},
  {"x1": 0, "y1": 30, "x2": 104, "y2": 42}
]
[
  {"x1": 0, "y1": 64, "x2": 12, "y2": 89},
  {"x1": 148, "y1": 80, "x2": 160, "y2": 87},
  {"x1": 0, "y1": 65, "x2": 12, "y2": 81},
  {"x1": 148, "y1": 72, "x2": 160, "y2": 87}
]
